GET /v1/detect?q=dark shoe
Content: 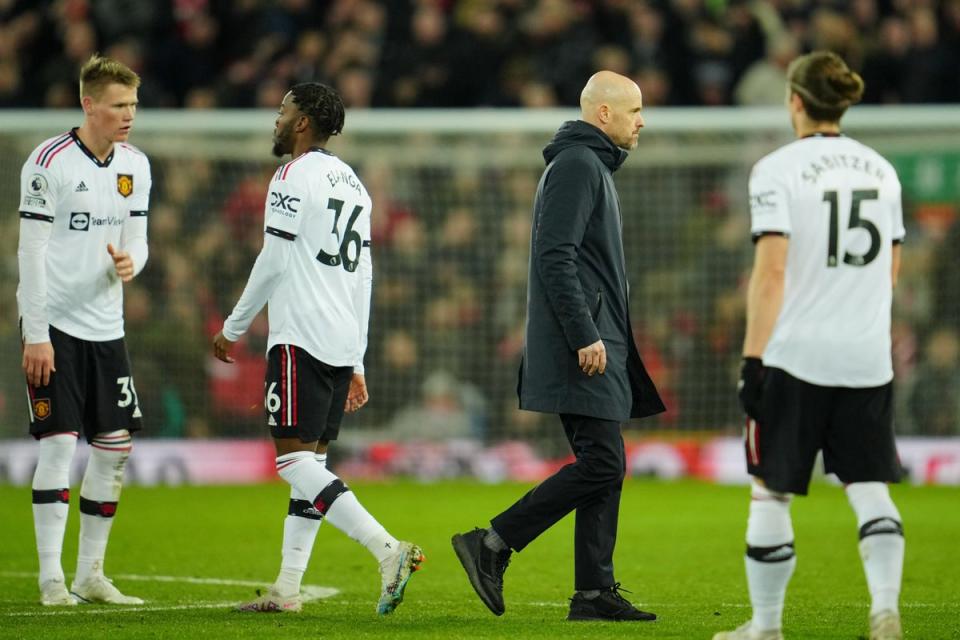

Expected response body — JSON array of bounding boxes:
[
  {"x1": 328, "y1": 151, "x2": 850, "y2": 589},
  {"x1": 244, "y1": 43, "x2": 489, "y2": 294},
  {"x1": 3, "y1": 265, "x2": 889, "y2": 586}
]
[
  {"x1": 451, "y1": 528, "x2": 511, "y2": 616},
  {"x1": 567, "y1": 583, "x2": 656, "y2": 622}
]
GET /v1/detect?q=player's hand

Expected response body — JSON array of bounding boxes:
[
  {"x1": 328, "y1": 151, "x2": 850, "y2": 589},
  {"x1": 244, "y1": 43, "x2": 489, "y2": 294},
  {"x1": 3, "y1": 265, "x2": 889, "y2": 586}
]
[
  {"x1": 738, "y1": 356, "x2": 765, "y2": 420},
  {"x1": 23, "y1": 341, "x2": 56, "y2": 387},
  {"x1": 344, "y1": 373, "x2": 368, "y2": 413},
  {"x1": 577, "y1": 339, "x2": 606, "y2": 376},
  {"x1": 107, "y1": 243, "x2": 134, "y2": 282},
  {"x1": 212, "y1": 331, "x2": 236, "y2": 363}
]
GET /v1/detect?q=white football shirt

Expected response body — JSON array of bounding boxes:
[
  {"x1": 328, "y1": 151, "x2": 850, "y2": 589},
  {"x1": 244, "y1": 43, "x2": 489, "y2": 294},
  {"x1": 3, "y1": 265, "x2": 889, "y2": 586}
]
[
  {"x1": 17, "y1": 129, "x2": 151, "y2": 342},
  {"x1": 223, "y1": 148, "x2": 373, "y2": 371},
  {"x1": 749, "y1": 133, "x2": 905, "y2": 387}
]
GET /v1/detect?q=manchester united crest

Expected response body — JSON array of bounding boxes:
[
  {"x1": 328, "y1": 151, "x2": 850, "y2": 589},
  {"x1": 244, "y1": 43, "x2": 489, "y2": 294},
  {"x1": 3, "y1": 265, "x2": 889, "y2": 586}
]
[
  {"x1": 117, "y1": 174, "x2": 133, "y2": 198},
  {"x1": 33, "y1": 398, "x2": 51, "y2": 420}
]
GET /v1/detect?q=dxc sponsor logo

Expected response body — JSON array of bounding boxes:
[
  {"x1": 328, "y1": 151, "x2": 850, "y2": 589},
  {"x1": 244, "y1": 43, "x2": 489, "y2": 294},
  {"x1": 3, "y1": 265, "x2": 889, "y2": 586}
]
[{"x1": 270, "y1": 191, "x2": 300, "y2": 214}]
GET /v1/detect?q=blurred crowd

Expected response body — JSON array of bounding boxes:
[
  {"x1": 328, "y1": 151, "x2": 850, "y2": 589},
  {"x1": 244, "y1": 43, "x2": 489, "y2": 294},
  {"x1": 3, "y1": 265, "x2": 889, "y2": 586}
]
[
  {"x1": 1, "y1": 0, "x2": 959, "y2": 445},
  {"x1": 2, "y1": 129, "x2": 959, "y2": 443},
  {"x1": 1, "y1": 0, "x2": 959, "y2": 109}
]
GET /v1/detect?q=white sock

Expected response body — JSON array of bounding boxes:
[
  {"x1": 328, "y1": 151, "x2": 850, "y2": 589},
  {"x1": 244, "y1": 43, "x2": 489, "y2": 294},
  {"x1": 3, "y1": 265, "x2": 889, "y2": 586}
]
[
  {"x1": 274, "y1": 454, "x2": 327, "y2": 597},
  {"x1": 75, "y1": 431, "x2": 131, "y2": 585},
  {"x1": 32, "y1": 433, "x2": 77, "y2": 587},
  {"x1": 325, "y1": 492, "x2": 399, "y2": 564},
  {"x1": 275, "y1": 452, "x2": 398, "y2": 564},
  {"x1": 846, "y1": 482, "x2": 904, "y2": 616},
  {"x1": 745, "y1": 481, "x2": 796, "y2": 632}
]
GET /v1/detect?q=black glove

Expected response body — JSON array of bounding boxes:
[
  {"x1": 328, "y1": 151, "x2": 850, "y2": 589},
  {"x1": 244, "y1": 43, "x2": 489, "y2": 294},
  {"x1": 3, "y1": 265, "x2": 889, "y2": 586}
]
[{"x1": 737, "y1": 357, "x2": 765, "y2": 421}]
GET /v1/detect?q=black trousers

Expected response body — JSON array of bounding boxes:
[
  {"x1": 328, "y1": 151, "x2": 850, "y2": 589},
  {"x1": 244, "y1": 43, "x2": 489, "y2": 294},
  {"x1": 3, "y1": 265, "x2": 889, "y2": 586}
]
[{"x1": 490, "y1": 413, "x2": 625, "y2": 590}]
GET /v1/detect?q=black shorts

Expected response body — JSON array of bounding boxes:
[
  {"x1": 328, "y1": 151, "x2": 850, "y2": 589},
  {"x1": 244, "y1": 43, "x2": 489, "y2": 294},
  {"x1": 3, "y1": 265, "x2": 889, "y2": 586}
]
[
  {"x1": 265, "y1": 344, "x2": 353, "y2": 442},
  {"x1": 27, "y1": 326, "x2": 143, "y2": 443},
  {"x1": 746, "y1": 367, "x2": 902, "y2": 495}
]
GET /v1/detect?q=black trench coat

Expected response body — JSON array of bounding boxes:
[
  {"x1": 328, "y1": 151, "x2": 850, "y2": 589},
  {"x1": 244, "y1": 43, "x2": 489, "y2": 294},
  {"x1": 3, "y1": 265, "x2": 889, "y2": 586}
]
[{"x1": 518, "y1": 120, "x2": 665, "y2": 423}]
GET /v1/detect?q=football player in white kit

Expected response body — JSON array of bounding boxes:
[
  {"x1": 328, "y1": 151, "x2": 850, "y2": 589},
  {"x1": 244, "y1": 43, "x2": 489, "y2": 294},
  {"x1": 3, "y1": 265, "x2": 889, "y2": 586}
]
[
  {"x1": 18, "y1": 55, "x2": 150, "y2": 606},
  {"x1": 213, "y1": 83, "x2": 423, "y2": 615},
  {"x1": 714, "y1": 52, "x2": 905, "y2": 640}
]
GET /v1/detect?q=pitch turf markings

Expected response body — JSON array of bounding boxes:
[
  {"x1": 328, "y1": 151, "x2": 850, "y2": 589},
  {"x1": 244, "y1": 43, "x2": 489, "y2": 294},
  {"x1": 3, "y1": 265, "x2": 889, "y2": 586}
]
[{"x1": 0, "y1": 571, "x2": 338, "y2": 616}]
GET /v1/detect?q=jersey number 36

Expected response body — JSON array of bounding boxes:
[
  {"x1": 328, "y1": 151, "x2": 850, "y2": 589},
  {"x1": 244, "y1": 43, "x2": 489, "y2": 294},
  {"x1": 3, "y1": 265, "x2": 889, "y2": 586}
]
[{"x1": 316, "y1": 197, "x2": 363, "y2": 272}]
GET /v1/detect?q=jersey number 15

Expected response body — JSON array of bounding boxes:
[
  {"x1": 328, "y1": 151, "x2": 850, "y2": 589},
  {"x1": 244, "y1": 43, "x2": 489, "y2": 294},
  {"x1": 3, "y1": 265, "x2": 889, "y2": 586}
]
[{"x1": 823, "y1": 189, "x2": 880, "y2": 268}]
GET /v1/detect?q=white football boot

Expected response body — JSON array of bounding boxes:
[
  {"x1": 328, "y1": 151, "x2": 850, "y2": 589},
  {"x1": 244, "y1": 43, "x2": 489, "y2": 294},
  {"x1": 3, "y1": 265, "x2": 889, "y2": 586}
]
[
  {"x1": 236, "y1": 587, "x2": 303, "y2": 613},
  {"x1": 70, "y1": 576, "x2": 144, "y2": 605},
  {"x1": 377, "y1": 541, "x2": 424, "y2": 615},
  {"x1": 713, "y1": 621, "x2": 784, "y2": 640},
  {"x1": 870, "y1": 610, "x2": 902, "y2": 640},
  {"x1": 40, "y1": 578, "x2": 77, "y2": 606}
]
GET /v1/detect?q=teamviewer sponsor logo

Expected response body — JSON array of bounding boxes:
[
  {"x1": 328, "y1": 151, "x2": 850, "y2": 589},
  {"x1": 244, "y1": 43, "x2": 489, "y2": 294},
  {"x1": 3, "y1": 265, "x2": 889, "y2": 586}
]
[{"x1": 70, "y1": 211, "x2": 90, "y2": 231}]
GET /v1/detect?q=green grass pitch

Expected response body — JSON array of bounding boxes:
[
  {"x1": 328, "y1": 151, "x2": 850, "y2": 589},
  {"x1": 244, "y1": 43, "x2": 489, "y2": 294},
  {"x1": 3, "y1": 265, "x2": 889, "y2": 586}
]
[{"x1": 0, "y1": 480, "x2": 957, "y2": 639}]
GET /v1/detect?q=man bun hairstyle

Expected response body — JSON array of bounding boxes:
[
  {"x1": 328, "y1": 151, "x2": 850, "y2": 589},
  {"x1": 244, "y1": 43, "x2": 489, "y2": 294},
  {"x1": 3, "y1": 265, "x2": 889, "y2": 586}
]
[
  {"x1": 79, "y1": 54, "x2": 140, "y2": 100},
  {"x1": 787, "y1": 51, "x2": 864, "y2": 122},
  {"x1": 290, "y1": 82, "x2": 345, "y2": 141}
]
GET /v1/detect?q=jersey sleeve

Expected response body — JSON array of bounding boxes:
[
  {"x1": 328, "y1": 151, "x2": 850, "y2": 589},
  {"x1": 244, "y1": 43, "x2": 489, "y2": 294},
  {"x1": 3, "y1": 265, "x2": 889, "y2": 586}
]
[
  {"x1": 748, "y1": 161, "x2": 791, "y2": 240},
  {"x1": 124, "y1": 155, "x2": 151, "y2": 276},
  {"x1": 19, "y1": 159, "x2": 59, "y2": 223},
  {"x1": 129, "y1": 154, "x2": 152, "y2": 215},
  {"x1": 222, "y1": 233, "x2": 293, "y2": 340},
  {"x1": 353, "y1": 195, "x2": 374, "y2": 374},
  {"x1": 263, "y1": 170, "x2": 307, "y2": 241},
  {"x1": 889, "y1": 171, "x2": 905, "y2": 244}
]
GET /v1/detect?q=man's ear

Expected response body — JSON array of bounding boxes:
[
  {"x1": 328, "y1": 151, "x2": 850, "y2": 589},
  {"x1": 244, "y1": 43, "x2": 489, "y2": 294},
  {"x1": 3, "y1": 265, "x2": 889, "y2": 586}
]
[
  {"x1": 598, "y1": 104, "x2": 610, "y2": 124},
  {"x1": 788, "y1": 91, "x2": 804, "y2": 114},
  {"x1": 295, "y1": 114, "x2": 310, "y2": 134},
  {"x1": 81, "y1": 95, "x2": 94, "y2": 116}
]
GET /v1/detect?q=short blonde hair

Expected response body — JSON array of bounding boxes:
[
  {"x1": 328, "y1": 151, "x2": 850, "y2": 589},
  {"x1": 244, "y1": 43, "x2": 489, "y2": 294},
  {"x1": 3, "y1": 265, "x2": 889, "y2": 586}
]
[{"x1": 79, "y1": 54, "x2": 140, "y2": 100}]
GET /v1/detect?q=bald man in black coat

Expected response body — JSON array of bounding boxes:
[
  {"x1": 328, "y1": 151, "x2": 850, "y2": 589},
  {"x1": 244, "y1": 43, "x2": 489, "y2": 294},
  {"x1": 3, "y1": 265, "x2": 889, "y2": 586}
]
[{"x1": 453, "y1": 70, "x2": 665, "y2": 622}]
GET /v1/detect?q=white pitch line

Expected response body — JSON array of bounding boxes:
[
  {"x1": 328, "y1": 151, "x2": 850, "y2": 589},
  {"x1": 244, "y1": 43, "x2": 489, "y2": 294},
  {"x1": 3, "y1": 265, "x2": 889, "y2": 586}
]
[
  {"x1": 0, "y1": 572, "x2": 337, "y2": 617},
  {"x1": 0, "y1": 571, "x2": 321, "y2": 590}
]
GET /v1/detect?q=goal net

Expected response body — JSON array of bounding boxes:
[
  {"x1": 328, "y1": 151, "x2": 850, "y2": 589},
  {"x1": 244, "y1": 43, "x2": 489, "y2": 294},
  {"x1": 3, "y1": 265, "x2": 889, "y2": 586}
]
[{"x1": 1, "y1": 107, "x2": 958, "y2": 447}]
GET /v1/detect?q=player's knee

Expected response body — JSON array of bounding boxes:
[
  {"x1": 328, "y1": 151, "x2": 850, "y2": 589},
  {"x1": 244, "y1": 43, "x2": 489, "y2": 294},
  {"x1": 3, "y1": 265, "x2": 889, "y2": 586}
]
[
  {"x1": 91, "y1": 430, "x2": 132, "y2": 454},
  {"x1": 33, "y1": 433, "x2": 78, "y2": 490},
  {"x1": 750, "y1": 478, "x2": 792, "y2": 504},
  {"x1": 311, "y1": 478, "x2": 350, "y2": 516},
  {"x1": 747, "y1": 479, "x2": 794, "y2": 547},
  {"x1": 845, "y1": 482, "x2": 903, "y2": 538},
  {"x1": 37, "y1": 433, "x2": 78, "y2": 472},
  {"x1": 88, "y1": 431, "x2": 133, "y2": 475}
]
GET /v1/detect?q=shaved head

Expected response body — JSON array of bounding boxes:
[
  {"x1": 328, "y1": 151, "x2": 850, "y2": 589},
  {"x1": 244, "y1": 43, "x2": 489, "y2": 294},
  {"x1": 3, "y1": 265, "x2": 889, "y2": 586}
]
[{"x1": 580, "y1": 71, "x2": 645, "y2": 149}]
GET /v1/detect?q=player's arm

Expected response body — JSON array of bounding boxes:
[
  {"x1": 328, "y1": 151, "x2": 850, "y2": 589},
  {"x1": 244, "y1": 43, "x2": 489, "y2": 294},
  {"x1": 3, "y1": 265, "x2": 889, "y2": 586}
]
[
  {"x1": 214, "y1": 233, "x2": 293, "y2": 362},
  {"x1": 214, "y1": 178, "x2": 303, "y2": 363},
  {"x1": 739, "y1": 164, "x2": 790, "y2": 419},
  {"x1": 890, "y1": 175, "x2": 905, "y2": 290},
  {"x1": 346, "y1": 203, "x2": 373, "y2": 413},
  {"x1": 110, "y1": 214, "x2": 148, "y2": 282},
  {"x1": 738, "y1": 234, "x2": 787, "y2": 420},
  {"x1": 18, "y1": 161, "x2": 59, "y2": 386},
  {"x1": 891, "y1": 242, "x2": 902, "y2": 289},
  {"x1": 111, "y1": 159, "x2": 152, "y2": 281},
  {"x1": 19, "y1": 216, "x2": 57, "y2": 386},
  {"x1": 742, "y1": 235, "x2": 788, "y2": 357}
]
